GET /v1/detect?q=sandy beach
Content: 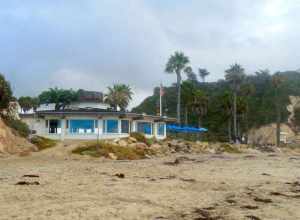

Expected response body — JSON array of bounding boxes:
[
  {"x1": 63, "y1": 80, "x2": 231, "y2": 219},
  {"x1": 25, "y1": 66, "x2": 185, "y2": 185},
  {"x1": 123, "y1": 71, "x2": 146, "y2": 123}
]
[{"x1": 0, "y1": 149, "x2": 300, "y2": 220}]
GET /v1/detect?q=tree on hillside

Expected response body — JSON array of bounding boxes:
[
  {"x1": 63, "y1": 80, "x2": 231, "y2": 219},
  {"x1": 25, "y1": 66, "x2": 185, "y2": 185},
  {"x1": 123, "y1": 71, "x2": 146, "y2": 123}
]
[
  {"x1": 192, "y1": 89, "x2": 208, "y2": 128},
  {"x1": 184, "y1": 66, "x2": 198, "y2": 83},
  {"x1": 165, "y1": 51, "x2": 190, "y2": 124},
  {"x1": 105, "y1": 84, "x2": 133, "y2": 111},
  {"x1": 272, "y1": 72, "x2": 284, "y2": 147},
  {"x1": 199, "y1": 68, "x2": 210, "y2": 83},
  {"x1": 0, "y1": 73, "x2": 12, "y2": 110},
  {"x1": 39, "y1": 88, "x2": 78, "y2": 110},
  {"x1": 225, "y1": 63, "x2": 246, "y2": 143},
  {"x1": 219, "y1": 91, "x2": 233, "y2": 142},
  {"x1": 18, "y1": 96, "x2": 39, "y2": 112},
  {"x1": 181, "y1": 81, "x2": 196, "y2": 125}
]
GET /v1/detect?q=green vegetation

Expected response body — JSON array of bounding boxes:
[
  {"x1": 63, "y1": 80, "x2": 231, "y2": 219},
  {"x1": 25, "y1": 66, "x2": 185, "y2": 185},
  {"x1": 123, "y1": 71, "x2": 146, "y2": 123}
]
[
  {"x1": 39, "y1": 88, "x2": 78, "y2": 110},
  {"x1": 133, "y1": 67, "x2": 300, "y2": 142},
  {"x1": 165, "y1": 51, "x2": 190, "y2": 124},
  {"x1": 18, "y1": 96, "x2": 39, "y2": 112},
  {"x1": 0, "y1": 73, "x2": 13, "y2": 110},
  {"x1": 72, "y1": 141, "x2": 156, "y2": 160},
  {"x1": 130, "y1": 132, "x2": 147, "y2": 143},
  {"x1": 217, "y1": 143, "x2": 241, "y2": 154},
  {"x1": 30, "y1": 136, "x2": 57, "y2": 151},
  {"x1": 3, "y1": 117, "x2": 30, "y2": 137},
  {"x1": 104, "y1": 84, "x2": 133, "y2": 111}
]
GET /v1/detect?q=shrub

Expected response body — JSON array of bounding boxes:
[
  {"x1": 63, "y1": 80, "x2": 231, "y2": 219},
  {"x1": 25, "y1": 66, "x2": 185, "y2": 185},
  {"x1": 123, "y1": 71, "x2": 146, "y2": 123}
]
[
  {"x1": 0, "y1": 73, "x2": 13, "y2": 110},
  {"x1": 30, "y1": 136, "x2": 57, "y2": 151},
  {"x1": 72, "y1": 141, "x2": 156, "y2": 160},
  {"x1": 217, "y1": 143, "x2": 241, "y2": 153},
  {"x1": 3, "y1": 117, "x2": 30, "y2": 137},
  {"x1": 130, "y1": 132, "x2": 146, "y2": 143}
]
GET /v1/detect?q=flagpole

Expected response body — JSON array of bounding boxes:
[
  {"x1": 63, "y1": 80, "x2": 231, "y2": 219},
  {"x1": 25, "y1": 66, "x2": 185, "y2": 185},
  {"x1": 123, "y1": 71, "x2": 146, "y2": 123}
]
[{"x1": 160, "y1": 83, "x2": 162, "y2": 117}]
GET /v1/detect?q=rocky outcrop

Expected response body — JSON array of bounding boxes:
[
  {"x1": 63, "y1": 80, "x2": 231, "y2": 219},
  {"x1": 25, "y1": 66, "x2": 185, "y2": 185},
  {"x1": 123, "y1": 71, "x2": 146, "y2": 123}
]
[{"x1": 0, "y1": 118, "x2": 37, "y2": 155}]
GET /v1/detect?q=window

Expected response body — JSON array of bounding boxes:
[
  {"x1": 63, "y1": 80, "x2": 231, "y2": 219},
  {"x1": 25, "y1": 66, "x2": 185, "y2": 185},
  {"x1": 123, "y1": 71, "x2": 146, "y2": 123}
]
[
  {"x1": 106, "y1": 119, "x2": 119, "y2": 133},
  {"x1": 137, "y1": 122, "x2": 152, "y2": 135},
  {"x1": 157, "y1": 123, "x2": 165, "y2": 136},
  {"x1": 121, "y1": 120, "x2": 129, "y2": 133},
  {"x1": 49, "y1": 120, "x2": 61, "y2": 134},
  {"x1": 69, "y1": 120, "x2": 95, "y2": 134}
]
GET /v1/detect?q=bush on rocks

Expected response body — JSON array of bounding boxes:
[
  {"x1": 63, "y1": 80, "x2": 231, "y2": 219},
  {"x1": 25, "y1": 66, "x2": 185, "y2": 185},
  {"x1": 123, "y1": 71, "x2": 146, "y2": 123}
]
[
  {"x1": 30, "y1": 136, "x2": 57, "y2": 151},
  {"x1": 72, "y1": 141, "x2": 156, "y2": 160}
]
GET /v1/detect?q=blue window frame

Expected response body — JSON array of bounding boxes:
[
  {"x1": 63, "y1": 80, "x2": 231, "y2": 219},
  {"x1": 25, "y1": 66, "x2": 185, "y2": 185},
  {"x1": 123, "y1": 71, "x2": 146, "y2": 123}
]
[
  {"x1": 157, "y1": 123, "x2": 165, "y2": 136},
  {"x1": 121, "y1": 120, "x2": 129, "y2": 133},
  {"x1": 106, "y1": 119, "x2": 119, "y2": 133},
  {"x1": 137, "y1": 122, "x2": 152, "y2": 135},
  {"x1": 69, "y1": 120, "x2": 95, "y2": 134}
]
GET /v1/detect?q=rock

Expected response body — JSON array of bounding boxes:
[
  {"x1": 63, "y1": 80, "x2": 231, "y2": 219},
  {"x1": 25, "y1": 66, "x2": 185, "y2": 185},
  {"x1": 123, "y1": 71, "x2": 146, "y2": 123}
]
[
  {"x1": 108, "y1": 152, "x2": 118, "y2": 160},
  {"x1": 113, "y1": 138, "x2": 120, "y2": 144},
  {"x1": 135, "y1": 143, "x2": 148, "y2": 149},
  {"x1": 150, "y1": 143, "x2": 162, "y2": 149},
  {"x1": 118, "y1": 140, "x2": 128, "y2": 147},
  {"x1": 128, "y1": 143, "x2": 137, "y2": 148},
  {"x1": 128, "y1": 137, "x2": 137, "y2": 143}
]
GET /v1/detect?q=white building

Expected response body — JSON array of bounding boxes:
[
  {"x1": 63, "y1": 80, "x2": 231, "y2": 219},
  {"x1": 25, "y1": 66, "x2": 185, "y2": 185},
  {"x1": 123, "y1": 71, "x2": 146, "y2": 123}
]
[{"x1": 20, "y1": 90, "x2": 174, "y2": 140}]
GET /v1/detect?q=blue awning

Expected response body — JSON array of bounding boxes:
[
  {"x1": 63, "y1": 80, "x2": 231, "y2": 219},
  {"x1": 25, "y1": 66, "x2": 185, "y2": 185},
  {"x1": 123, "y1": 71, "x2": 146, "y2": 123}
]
[{"x1": 167, "y1": 125, "x2": 208, "y2": 133}]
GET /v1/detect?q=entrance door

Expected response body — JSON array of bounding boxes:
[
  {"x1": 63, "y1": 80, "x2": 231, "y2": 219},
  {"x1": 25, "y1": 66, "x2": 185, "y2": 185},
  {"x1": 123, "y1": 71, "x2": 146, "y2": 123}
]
[{"x1": 49, "y1": 120, "x2": 60, "y2": 134}]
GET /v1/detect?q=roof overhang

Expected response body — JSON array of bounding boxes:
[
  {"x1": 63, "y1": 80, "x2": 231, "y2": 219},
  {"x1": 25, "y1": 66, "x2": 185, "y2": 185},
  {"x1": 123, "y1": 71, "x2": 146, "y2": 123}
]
[{"x1": 21, "y1": 110, "x2": 176, "y2": 123}]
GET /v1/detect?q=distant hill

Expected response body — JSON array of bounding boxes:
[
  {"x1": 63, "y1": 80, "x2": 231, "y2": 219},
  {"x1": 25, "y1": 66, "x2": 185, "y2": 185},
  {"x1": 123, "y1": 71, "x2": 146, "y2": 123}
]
[{"x1": 133, "y1": 71, "x2": 300, "y2": 141}]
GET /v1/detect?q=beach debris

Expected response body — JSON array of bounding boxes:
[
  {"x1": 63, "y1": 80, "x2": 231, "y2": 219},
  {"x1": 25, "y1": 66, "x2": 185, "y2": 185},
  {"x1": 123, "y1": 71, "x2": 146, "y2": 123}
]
[
  {"x1": 241, "y1": 205, "x2": 259, "y2": 210},
  {"x1": 193, "y1": 208, "x2": 222, "y2": 220},
  {"x1": 22, "y1": 174, "x2": 39, "y2": 178},
  {"x1": 253, "y1": 196, "x2": 272, "y2": 203},
  {"x1": 115, "y1": 173, "x2": 125, "y2": 178},
  {"x1": 261, "y1": 173, "x2": 271, "y2": 176},
  {"x1": 245, "y1": 215, "x2": 261, "y2": 220},
  {"x1": 15, "y1": 181, "x2": 40, "y2": 185},
  {"x1": 180, "y1": 178, "x2": 196, "y2": 182},
  {"x1": 159, "y1": 175, "x2": 176, "y2": 180}
]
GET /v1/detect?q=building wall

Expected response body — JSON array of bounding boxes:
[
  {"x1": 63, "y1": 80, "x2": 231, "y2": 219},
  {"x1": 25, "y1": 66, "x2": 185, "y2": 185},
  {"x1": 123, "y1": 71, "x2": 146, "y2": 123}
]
[
  {"x1": 66, "y1": 102, "x2": 110, "y2": 110},
  {"x1": 22, "y1": 115, "x2": 167, "y2": 140}
]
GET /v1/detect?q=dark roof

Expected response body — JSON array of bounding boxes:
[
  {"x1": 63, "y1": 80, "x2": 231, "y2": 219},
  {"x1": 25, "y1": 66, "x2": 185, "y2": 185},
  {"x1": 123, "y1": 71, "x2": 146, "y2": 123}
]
[
  {"x1": 77, "y1": 90, "x2": 103, "y2": 102},
  {"x1": 23, "y1": 109, "x2": 176, "y2": 122}
]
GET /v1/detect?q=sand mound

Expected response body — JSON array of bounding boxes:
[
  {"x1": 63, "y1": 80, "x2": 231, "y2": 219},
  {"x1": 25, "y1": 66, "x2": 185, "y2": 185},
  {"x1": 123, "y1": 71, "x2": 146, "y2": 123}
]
[
  {"x1": 0, "y1": 118, "x2": 37, "y2": 155},
  {"x1": 248, "y1": 123, "x2": 295, "y2": 145}
]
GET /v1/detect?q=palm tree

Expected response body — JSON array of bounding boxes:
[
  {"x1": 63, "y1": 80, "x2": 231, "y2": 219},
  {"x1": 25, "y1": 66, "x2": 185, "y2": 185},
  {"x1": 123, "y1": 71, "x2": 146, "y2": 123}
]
[
  {"x1": 220, "y1": 91, "x2": 233, "y2": 142},
  {"x1": 198, "y1": 68, "x2": 210, "y2": 83},
  {"x1": 165, "y1": 51, "x2": 190, "y2": 124},
  {"x1": 105, "y1": 84, "x2": 133, "y2": 111},
  {"x1": 272, "y1": 72, "x2": 284, "y2": 147},
  {"x1": 225, "y1": 63, "x2": 246, "y2": 143},
  {"x1": 184, "y1": 66, "x2": 198, "y2": 83},
  {"x1": 181, "y1": 81, "x2": 196, "y2": 125},
  {"x1": 192, "y1": 89, "x2": 208, "y2": 128},
  {"x1": 240, "y1": 83, "x2": 255, "y2": 142}
]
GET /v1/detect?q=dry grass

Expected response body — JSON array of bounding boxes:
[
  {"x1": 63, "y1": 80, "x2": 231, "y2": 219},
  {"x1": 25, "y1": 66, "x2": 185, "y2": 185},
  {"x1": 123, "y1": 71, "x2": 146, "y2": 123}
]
[
  {"x1": 72, "y1": 141, "x2": 156, "y2": 160},
  {"x1": 30, "y1": 136, "x2": 58, "y2": 151}
]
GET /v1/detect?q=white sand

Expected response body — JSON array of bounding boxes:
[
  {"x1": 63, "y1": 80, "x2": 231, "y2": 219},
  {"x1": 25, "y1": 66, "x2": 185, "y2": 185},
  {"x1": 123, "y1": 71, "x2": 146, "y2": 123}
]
[{"x1": 0, "y1": 150, "x2": 300, "y2": 220}]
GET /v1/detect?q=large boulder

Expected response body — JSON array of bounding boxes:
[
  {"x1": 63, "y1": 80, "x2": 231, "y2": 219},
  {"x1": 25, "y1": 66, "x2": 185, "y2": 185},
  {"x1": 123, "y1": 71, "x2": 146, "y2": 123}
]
[{"x1": 118, "y1": 139, "x2": 128, "y2": 147}]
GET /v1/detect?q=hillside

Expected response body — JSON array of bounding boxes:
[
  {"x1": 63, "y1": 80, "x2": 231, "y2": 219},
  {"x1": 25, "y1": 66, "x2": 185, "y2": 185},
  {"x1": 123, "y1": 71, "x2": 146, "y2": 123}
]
[
  {"x1": 0, "y1": 118, "x2": 37, "y2": 155},
  {"x1": 133, "y1": 71, "x2": 300, "y2": 141}
]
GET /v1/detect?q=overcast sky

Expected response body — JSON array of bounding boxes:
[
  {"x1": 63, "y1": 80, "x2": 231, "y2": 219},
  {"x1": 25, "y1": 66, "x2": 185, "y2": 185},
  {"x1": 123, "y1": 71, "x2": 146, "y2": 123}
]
[{"x1": 1, "y1": 0, "x2": 300, "y2": 108}]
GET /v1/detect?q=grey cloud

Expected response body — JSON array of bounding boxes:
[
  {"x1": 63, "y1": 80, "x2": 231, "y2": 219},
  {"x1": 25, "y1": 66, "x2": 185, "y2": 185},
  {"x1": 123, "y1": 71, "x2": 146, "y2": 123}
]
[{"x1": 1, "y1": 0, "x2": 300, "y2": 107}]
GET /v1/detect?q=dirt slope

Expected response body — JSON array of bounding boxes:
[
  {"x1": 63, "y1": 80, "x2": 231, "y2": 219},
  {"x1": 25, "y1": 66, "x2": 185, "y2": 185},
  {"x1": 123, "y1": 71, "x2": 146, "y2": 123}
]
[{"x1": 0, "y1": 118, "x2": 37, "y2": 155}]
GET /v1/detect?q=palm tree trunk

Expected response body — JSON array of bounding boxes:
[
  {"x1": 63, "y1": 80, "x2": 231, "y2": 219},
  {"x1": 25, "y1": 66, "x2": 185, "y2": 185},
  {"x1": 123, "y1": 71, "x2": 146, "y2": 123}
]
[
  {"x1": 176, "y1": 72, "x2": 182, "y2": 124},
  {"x1": 233, "y1": 92, "x2": 237, "y2": 143},
  {"x1": 276, "y1": 95, "x2": 281, "y2": 147},
  {"x1": 184, "y1": 106, "x2": 188, "y2": 126},
  {"x1": 228, "y1": 118, "x2": 232, "y2": 142}
]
